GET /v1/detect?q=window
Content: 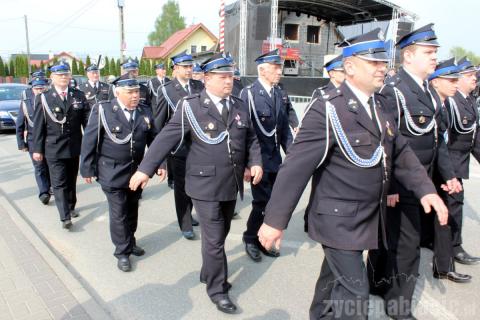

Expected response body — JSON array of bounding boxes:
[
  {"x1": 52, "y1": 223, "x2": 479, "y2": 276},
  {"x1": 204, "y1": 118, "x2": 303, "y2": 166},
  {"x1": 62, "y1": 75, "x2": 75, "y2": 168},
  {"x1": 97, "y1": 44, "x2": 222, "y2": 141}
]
[
  {"x1": 191, "y1": 45, "x2": 197, "y2": 54},
  {"x1": 201, "y1": 46, "x2": 207, "y2": 52},
  {"x1": 284, "y1": 24, "x2": 299, "y2": 41},
  {"x1": 307, "y1": 26, "x2": 320, "y2": 44}
]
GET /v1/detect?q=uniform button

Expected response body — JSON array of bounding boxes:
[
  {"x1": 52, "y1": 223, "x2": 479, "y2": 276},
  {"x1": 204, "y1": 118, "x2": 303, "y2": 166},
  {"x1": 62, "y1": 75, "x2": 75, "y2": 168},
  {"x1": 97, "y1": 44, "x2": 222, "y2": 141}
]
[
  {"x1": 355, "y1": 139, "x2": 360, "y2": 144},
  {"x1": 233, "y1": 164, "x2": 237, "y2": 167},
  {"x1": 334, "y1": 209, "x2": 338, "y2": 213},
  {"x1": 200, "y1": 171, "x2": 203, "y2": 175},
  {"x1": 132, "y1": 140, "x2": 135, "y2": 143}
]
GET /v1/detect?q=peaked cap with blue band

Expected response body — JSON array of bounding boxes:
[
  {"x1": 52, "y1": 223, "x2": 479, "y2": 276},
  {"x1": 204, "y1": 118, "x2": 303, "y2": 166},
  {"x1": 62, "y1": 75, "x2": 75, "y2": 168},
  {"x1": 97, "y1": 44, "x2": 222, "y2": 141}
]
[
  {"x1": 255, "y1": 49, "x2": 282, "y2": 65},
  {"x1": 86, "y1": 64, "x2": 99, "y2": 72},
  {"x1": 112, "y1": 73, "x2": 140, "y2": 89},
  {"x1": 396, "y1": 23, "x2": 439, "y2": 49},
  {"x1": 338, "y1": 28, "x2": 388, "y2": 62},
  {"x1": 324, "y1": 54, "x2": 344, "y2": 72},
  {"x1": 31, "y1": 77, "x2": 48, "y2": 88},
  {"x1": 30, "y1": 70, "x2": 46, "y2": 78},
  {"x1": 171, "y1": 51, "x2": 194, "y2": 66},
  {"x1": 201, "y1": 52, "x2": 234, "y2": 73},
  {"x1": 456, "y1": 56, "x2": 479, "y2": 74},
  {"x1": 428, "y1": 57, "x2": 461, "y2": 81},
  {"x1": 121, "y1": 58, "x2": 139, "y2": 71},
  {"x1": 49, "y1": 60, "x2": 71, "y2": 74},
  {"x1": 192, "y1": 63, "x2": 203, "y2": 73},
  {"x1": 154, "y1": 63, "x2": 165, "y2": 70}
]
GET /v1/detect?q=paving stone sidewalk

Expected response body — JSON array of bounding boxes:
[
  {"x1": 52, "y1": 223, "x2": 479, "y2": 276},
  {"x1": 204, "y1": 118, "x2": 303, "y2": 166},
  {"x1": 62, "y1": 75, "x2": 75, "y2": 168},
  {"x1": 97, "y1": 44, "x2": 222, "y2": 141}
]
[{"x1": 0, "y1": 203, "x2": 92, "y2": 320}]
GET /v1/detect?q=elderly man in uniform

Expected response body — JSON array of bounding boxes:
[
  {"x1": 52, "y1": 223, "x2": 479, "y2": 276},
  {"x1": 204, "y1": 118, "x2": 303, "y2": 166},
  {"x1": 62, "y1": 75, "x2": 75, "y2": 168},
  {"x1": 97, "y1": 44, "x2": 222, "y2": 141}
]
[
  {"x1": 147, "y1": 63, "x2": 170, "y2": 108},
  {"x1": 240, "y1": 49, "x2": 293, "y2": 261},
  {"x1": 257, "y1": 28, "x2": 448, "y2": 320},
  {"x1": 311, "y1": 54, "x2": 345, "y2": 100},
  {"x1": 80, "y1": 78, "x2": 158, "y2": 272},
  {"x1": 442, "y1": 57, "x2": 480, "y2": 265},
  {"x1": 16, "y1": 75, "x2": 51, "y2": 205},
  {"x1": 366, "y1": 24, "x2": 462, "y2": 319},
  {"x1": 109, "y1": 59, "x2": 151, "y2": 108},
  {"x1": 32, "y1": 61, "x2": 90, "y2": 229},
  {"x1": 427, "y1": 58, "x2": 473, "y2": 283},
  {"x1": 130, "y1": 53, "x2": 262, "y2": 313},
  {"x1": 153, "y1": 51, "x2": 204, "y2": 239},
  {"x1": 79, "y1": 64, "x2": 110, "y2": 109}
]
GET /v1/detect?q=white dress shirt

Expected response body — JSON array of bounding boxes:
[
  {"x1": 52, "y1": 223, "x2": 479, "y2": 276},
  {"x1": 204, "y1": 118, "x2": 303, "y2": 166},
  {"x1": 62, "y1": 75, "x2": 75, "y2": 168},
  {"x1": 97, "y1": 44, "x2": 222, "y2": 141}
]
[{"x1": 206, "y1": 91, "x2": 230, "y2": 115}]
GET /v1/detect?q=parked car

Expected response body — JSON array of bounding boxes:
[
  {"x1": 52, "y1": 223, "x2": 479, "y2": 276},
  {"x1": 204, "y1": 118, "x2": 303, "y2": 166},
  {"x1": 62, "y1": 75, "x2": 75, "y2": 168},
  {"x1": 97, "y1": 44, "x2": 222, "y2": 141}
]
[{"x1": 0, "y1": 83, "x2": 28, "y2": 132}]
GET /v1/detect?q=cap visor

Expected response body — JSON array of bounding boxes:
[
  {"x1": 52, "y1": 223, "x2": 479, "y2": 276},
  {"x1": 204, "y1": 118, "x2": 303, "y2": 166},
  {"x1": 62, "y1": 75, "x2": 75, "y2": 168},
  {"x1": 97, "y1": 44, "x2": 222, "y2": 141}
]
[{"x1": 356, "y1": 52, "x2": 389, "y2": 62}]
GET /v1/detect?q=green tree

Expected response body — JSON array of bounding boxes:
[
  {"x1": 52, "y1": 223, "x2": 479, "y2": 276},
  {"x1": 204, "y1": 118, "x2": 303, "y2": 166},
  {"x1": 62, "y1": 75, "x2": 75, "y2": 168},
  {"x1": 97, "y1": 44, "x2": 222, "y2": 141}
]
[
  {"x1": 39, "y1": 61, "x2": 45, "y2": 74},
  {"x1": 147, "y1": 0, "x2": 186, "y2": 46},
  {"x1": 85, "y1": 55, "x2": 92, "y2": 67},
  {"x1": 9, "y1": 59, "x2": 15, "y2": 77},
  {"x1": 71, "y1": 59, "x2": 79, "y2": 75},
  {"x1": 78, "y1": 60, "x2": 85, "y2": 74},
  {"x1": 4, "y1": 64, "x2": 9, "y2": 77},
  {"x1": 0, "y1": 57, "x2": 5, "y2": 76},
  {"x1": 14, "y1": 55, "x2": 28, "y2": 77},
  {"x1": 450, "y1": 46, "x2": 480, "y2": 65},
  {"x1": 102, "y1": 56, "x2": 110, "y2": 76},
  {"x1": 110, "y1": 57, "x2": 116, "y2": 76}
]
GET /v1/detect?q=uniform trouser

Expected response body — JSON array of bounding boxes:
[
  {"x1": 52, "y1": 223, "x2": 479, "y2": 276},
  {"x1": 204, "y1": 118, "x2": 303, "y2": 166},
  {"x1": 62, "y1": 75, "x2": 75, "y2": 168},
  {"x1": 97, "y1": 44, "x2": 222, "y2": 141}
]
[
  {"x1": 171, "y1": 155, "x2": 193, "y2": 232},
  {"x1": 167, "y1": 156, "x2": 174, "y2": 186},
  {"x1": 46, "y1": 157, "x2": 79, "y2": 221},
  {"x1": 192, "y1": 198, "x2": 236, "y2": 302},
  {"x1": 367, "y1": 202, "x2": 421, "y2": 318},
  {"x1": 243, "y1": 171, "x2": 277, "y2": 243},
  {"x1": 310, "y1": 246, "x2": 369, "y2": 320},
  {"x1": 446, "y1": 183, "x2": 464, "y2": 254},
  {"x1": 28, "y1": 152, "x2": 50, "y2": 197},
  {"x1": 101, "y1": 185, "x2": 142, "y2": 258}
]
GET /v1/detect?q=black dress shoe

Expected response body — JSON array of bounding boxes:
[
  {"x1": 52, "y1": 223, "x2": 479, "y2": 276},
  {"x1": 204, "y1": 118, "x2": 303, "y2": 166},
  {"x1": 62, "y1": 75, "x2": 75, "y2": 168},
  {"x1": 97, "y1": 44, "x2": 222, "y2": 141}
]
[
  {"x1": 213, "y1": 297, "x2": 237, "y2": 314},
  {"x1": 433, "y1": 270, "x2": 472, "y2": 283},
  {"x1": 191, "y1": 218, "x2": 199, "y2": 226},
  {"x1": 244, "y1": 242, "x2": 262, "y2": 262},
  {"x1": 62, "y1": 220, "x2": 72, "y2": 229},
  {"x1": 117, "y1": 257, "x2": 131, "y2": 272},
  {"x1": 131, "y1": 245, "x2": 145, "y2": 256},
  {"x1": 259, "y1": 244, "x2": 280, "y2": 258},
  {"x1": 70, "y1": 211, "x2": 79, "y2": 218},
  {"x1": 454, "y1": 252, "x2": 480, "y2": 265},
  {"x1": 39, "y1": 193, "x2": 50, "y2": 205},
  {"x1": 182, "y1": 230, "x2": 195, "y2": 240}
]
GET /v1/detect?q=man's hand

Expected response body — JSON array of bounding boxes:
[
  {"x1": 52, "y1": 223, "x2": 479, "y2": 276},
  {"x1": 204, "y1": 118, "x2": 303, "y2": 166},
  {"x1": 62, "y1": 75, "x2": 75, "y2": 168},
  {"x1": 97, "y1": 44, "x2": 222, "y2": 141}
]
[
  {"x1": 250, "y1": 166, "x2": 263, "y2": 185},
  {"x1": 420, "y1": 193, "x2": 448, "y2": 225},
  {"x1": 243, "y1": 167, "x2": 251, "y2": 182},
  {"x1": 84, "y1": 177, "x2": 94, "y2": 184},
  {"x1": 156, "y1": 168, "x2": 167, "y2": 182},
  {"x1": 442, "y1": 178, "x2": 463, "y2": 194},
  {"x1": 258, "y1": 223, "x2": 283, "y2": 252},
  {"x1": 32, "y1": 152, "x2": 43, "y2": 161},
  {"x1": 129, "y1": 171, "x2": 150, "y2": 191},
  {"x1": 387, "y1": 194, "x2": 399, "y2": 207}
]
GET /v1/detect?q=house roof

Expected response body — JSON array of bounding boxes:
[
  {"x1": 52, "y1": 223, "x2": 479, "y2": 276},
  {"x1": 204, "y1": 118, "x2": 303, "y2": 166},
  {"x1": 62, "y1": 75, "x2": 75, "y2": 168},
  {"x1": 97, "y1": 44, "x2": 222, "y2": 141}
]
[{"x1": 142, "y1": 23, "x2": 218, "y2": 59}]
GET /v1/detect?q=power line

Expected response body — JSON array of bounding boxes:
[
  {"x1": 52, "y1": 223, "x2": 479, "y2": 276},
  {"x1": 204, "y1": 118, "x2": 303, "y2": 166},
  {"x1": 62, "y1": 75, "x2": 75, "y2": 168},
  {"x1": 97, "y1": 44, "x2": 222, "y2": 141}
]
[{"x1": 29, "y1": 18, "x2": 148, "y2": 34}]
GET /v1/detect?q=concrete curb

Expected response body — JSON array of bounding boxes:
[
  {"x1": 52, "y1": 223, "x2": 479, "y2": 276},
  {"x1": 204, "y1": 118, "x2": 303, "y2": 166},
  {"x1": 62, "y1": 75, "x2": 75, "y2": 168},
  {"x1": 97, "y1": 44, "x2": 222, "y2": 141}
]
[{"x1": 0, "y1": 191, "x2": 113, "y2": 320}]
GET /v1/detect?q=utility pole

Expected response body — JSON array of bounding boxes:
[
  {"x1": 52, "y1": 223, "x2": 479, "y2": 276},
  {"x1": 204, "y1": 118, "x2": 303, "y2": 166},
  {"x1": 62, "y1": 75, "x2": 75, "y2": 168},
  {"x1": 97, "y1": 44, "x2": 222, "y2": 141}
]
[
  {"x1": 24, "y1": 15, "x2": 31, "y2": 76},
  {"x1": 117, "y1": 0, "x2": 126, "y2": 61}
]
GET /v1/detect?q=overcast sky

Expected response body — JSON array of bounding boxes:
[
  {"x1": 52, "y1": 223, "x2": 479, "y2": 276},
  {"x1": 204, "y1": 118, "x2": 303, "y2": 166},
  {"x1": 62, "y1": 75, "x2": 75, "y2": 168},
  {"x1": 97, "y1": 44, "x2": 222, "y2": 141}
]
[{"x1": 0, "y1": 0, "x2": 478, "y2": 60}]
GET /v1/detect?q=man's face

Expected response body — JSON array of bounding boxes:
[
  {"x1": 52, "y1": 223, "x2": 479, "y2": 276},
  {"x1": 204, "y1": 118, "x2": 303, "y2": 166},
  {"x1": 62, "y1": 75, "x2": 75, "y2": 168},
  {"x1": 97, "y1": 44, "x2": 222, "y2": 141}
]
[
  {"x1": 32, "y1": 87, "x2": 46, "y2": 96},
  {"x1": 127, "y1": 69, "x2": 139, "y2": 78},
  {"x1": 432, "y1": 78, "x2": 458, "y2": 99},
  {"x1": 205, "y1": 72, "x2": 233, "y2": 98},
  {"x1": 406, "y1": 45, "x2": 438, "y2": 76},
  {"x1": 259, "y1": 63, "x2": 282, "y2": 85},
  {"x1": 458, "y1": 70, "x2": 477, "y2": 94},
  {"x1": 50, "y1": 72, "x2": 72, "y2": 88},
  {"x1": 344, "y1": 57, "x2": 387, "y2": 93},
  {"x1": 155, "y1": 68, "x2": 166, "y2": 78},
  {"x1": 116, "y1": 88, "x2": 140, "y2": 108},
  {"x1": 175, "y1": 64, "x2": 193, "y2": 82},
  {"x1": 87, "y1": 70, "x2": 99, "y2": 82},
  {"x1": 192, "y1": 73, "x2": 204, "y2": 81},
  {"x1": 329, "y1": 70, "x2": 345, "y2": 86}
]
